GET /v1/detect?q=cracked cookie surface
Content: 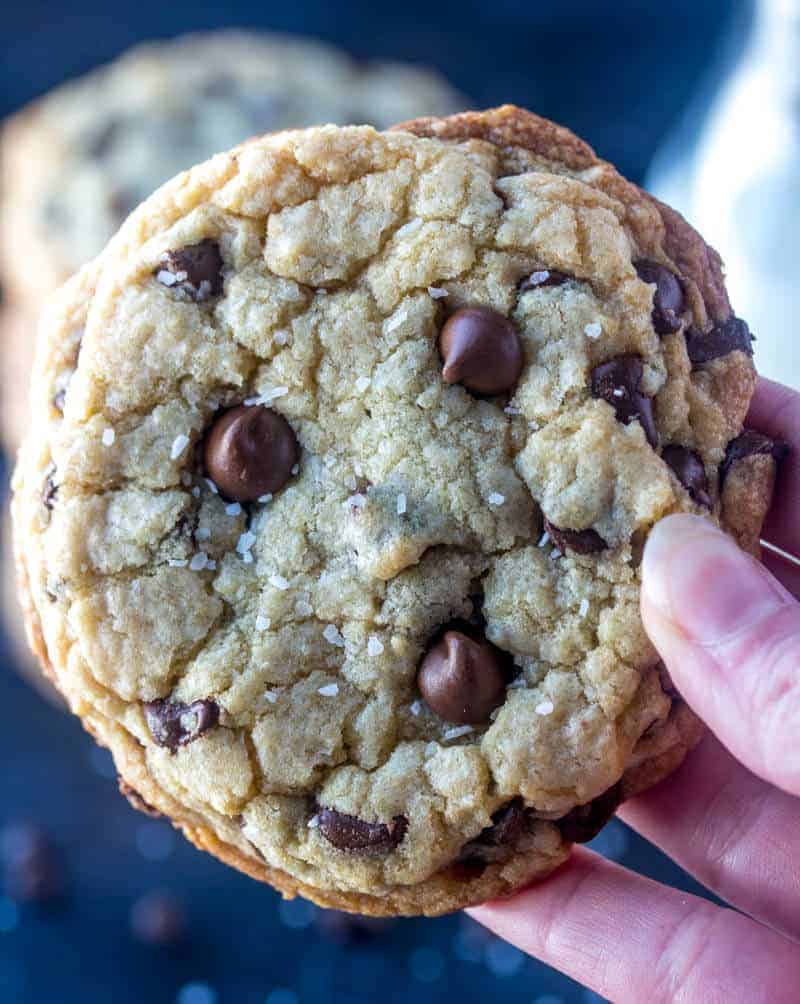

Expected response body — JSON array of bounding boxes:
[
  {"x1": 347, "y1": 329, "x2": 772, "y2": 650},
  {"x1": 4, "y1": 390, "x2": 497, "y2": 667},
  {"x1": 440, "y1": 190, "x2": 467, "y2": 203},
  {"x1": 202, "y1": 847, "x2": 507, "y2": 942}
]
[{"x1": 12, "y1": 106, "x2": 780, "y2": 915}]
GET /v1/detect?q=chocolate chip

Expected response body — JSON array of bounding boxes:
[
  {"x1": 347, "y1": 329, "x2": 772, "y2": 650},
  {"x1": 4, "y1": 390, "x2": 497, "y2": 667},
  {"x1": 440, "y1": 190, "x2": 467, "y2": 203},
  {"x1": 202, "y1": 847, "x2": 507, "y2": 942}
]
[
  {"x1": 634, "y1": 260, "x2": 684, "y2": 334},
  {"x1": 543, "y1": 517, "x2": 606, "y2": 554},
  {"x1": 685, "y1": 316, "x2": 754, "y2": 364},
  {"x1": 439, "y1": 306, "x2": 523, "y2": 395},
  {"x1": 143, "y1": 699, "x2": 219, "y2": 752},
  {"x1": 130, "y1": 891, "x2": 186, "y2": 947},
  {"x1": 1, "y1": 822, "x2": 66, "y2": 904},
  {"x1": 417, "y1": 630, "x2": 506, "y2": 724},
  {"x1": 316, "y1": 807, "x2": 408, "y2": 853},
  {"x1": 448, "y1": 858, "x2": 487, "y2": 881},
  {"x1": 662, "y1": 445, "x2": 711, "y2": 507},
  {"x1": 118, "y1": 780, "x2": 162, "y2": 819},
  {"x1": 720, "y1": 430, "x2": 790, "y2": 486},
  {"x1": 591, "y1": 354, "x2": 658, "y2": 448},
  {"x1": 477, "y1": 799, "x2": 528, "y2": 847},
  {"x1": 155, "y1": 239, "x2": 224, "y2": 302},
  {"x1": 519, "y1": 269, "x2": 570, "y2": 291},
  {"x1": 557, "y1": 782, "x2": 623, "y2": 844},
  {"x1": 42, "y1": 464, "x2": 58, "y2": 510},
  {"x1": 203, "y1": 405, "x2": 300, "y2": 502}
]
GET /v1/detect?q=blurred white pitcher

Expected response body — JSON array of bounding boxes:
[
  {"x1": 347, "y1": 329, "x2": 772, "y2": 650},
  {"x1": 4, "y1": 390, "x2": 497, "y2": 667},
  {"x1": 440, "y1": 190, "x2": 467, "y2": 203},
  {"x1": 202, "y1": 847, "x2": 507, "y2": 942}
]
[{"x1": 648, "y1": 0, "x2": 800, "y2": 389}]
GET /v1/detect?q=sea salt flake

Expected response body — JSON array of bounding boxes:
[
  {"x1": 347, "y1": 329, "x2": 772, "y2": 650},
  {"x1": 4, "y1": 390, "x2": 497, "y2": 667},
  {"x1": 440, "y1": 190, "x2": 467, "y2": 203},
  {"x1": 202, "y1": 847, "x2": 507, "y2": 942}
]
[
  {"x1": 225, "y1": 502, "x2": 242, "y2": 516},
  {"x1": 396, "y1": 493, "x2": 407, "y2": 515},
  {"x1": 584, "y1": 322, "x2": 603, "y2": 340},
  {"x1": 504, "y1": 404, "x2": 522, "y2": 416},
  {"x1": 488, "y1": 492, "x2": 505, "y2": 506},
  {"x1": 535, "y1": 699, "x2": 555, "y2": 716},
  {"x1": 295, "y1": 600, "x2": 314, "y2": 617},
  {"x1": 291, "y1": 464, "x2": 300, "y2": 476},
  {"x1": 192, "y1": 486, "x2": 201, "y2": 498},
  {"x1": 551, "y1": 548, "x2": 563, "y2": 560},
  {"x1": 196, "y1": 527, "x2": 211, "y2": 541},
  {"x1": 507, "y1": 677, "x2": 527, "y2": 690},
  {"x1": 367, "y1": 636, "x2": 384, "y2": 657},
  {"x1": 101, "y1": 428, "x2": 115, "y2": 446},
  {"x1": 307, "y1": 814, "x2": 320, "y2": 829},
  {"x1": 318, "y1": 683, "x2": 339, "y2": 697},
  {"x1": 189, "y1": 552, "x2": 208, "y2": 571},
  {"x1": 355, "y1": 376, "x2": 371, "y2": 393},
  {"x1": 255, "y1": 615, "x2": 271, "y2": 632},
  {"x1": 204, "y1": 478, "x2": 219, "y2": 494},
  {"x1": 538, "y1": 531, "x2": 550, "y2": 548},
  {"x1": 242, "y1": 551, "x2": 254, "y2": 564},
  {"x1": 344, "y1": 493, "x2": 367, "y2": 510},
  {"x1": 579, "y1": 598, "x2": 590, "y2": 618},
  {"x1": 612, "y1": 388, "x2": 626, "y2": 398},
  {"x1": 156, "y1": 269, "x2": 178, "y2": 286},
  {"x1": 269, "y1": 574, "x2": 290, "y2": 591},
  {"x1": 409, "y1": 700, "x2": 423, "y2": 717},
  {"x1": 236, "y1": 531, "x2": 257, "y2": 554},
  {"x1": 529, "y1": 270, "x2": 551, "y2": 285},
  {"x1": 258, "y1": 493, "x2": 273, "y2": 504},
  {"x1": 323, "y1": 624, "x2": 345, "y2": 647},
  {"x1": 385, "y1": 310, "x2": 407, "y2": 333},
  {"x1": 170, "y1": 434, "x2": 190, "y2": 460},
  {"x1": 168, "y1": 558, "x2": 188, "y2": 568},
  {"x1": 443, "y1": 725, "x2": 474, "y2": 741},
  {"x1": 206, "y1": 559, "x2": 217, "y2": 571},
  {"x1": 262, "y1": 690, "x2": 279, "y2": 705},
  {"x1": 428, "y1": 286, "x2": 448, "y2": 299},
  {"x1": 274, "y1": 330, "x2": 289, "y2": 346}
]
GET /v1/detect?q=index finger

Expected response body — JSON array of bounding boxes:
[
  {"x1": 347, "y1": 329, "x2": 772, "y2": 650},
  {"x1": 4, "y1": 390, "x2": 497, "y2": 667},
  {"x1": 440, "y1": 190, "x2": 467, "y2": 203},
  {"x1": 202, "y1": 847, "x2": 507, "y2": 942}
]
[{"x1": 746, "y1": 377, "x2": 799, "y2": 557}]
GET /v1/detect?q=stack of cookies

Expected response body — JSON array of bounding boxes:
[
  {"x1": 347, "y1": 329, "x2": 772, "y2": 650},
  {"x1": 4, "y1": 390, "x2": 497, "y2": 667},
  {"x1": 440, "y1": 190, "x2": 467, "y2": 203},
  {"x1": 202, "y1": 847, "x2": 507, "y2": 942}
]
[{"x1": 8, "y1": 100, "x2": 783, "y2": 915}]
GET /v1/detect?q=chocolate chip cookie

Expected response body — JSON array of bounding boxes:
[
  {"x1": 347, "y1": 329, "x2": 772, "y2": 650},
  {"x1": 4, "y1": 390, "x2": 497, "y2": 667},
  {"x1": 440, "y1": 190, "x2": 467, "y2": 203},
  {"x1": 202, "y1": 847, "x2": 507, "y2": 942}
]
[
  {"x1": 0, "y1": 30, "x2": 465, "y2": 452},
  {"x1": 11, "y1": 106, "x2": 782, "y2": 916}
]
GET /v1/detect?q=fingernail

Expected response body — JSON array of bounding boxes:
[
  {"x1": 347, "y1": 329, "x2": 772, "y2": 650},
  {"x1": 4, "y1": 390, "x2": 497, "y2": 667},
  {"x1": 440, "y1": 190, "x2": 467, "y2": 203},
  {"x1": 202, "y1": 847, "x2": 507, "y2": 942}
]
[{"x1": 642, "y1": 514, "x2": 788, "y2": 645}]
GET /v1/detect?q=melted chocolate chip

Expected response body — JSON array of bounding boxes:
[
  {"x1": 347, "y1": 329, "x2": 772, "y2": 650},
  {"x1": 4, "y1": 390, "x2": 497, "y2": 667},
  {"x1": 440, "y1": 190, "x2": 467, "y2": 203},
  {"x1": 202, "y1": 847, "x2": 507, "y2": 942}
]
[
  {"x1": 557, "y1": 782, "x2": 623, "y2": 844},
  {"x1": 543, "y1": 517, "x2": 606, "y2": 554},
  {"x1": 130, "y1": 891, "x2": 186, "y2": 947},
  {"x1": 203, "y1": 404, "x2": 300, "y2": 502},
  {"x1": 42, "y1": 464, "x2": 58, "y2": 510},
  {"x1": 439, "y1": 306, "x2": 523, "y2": 394},
  {"x1": 685, "y1": 316, "x2": 754, "y2": 364},
  {"x1": 143, "y1": 699, "x2": 219, "y2": 752},
  {"x1": 720, "y1": 430, "x2": 790, "y2": 486},
  {"x1": 118, "y1": 779, "x2": 162, "y2": 819},
  {"x1": 477, "y1": 799, "x2": 528, "y2": 847},
  {"x1": 662, "y1": 445, "x2": 711, "y2": 507},
  {"x1": 155, "y1": 239, "x2": 224, "y2": 302},
  {"x1": 418, "y1": 630, "x2": 506, "y2": 724},
  {"x1": 316, "y1": 807, "x2": 408, "y2": 853},
  {"x1": 519, "y1": 269, "x2": 570, "y2": 291},
  {"x1": 634, "y1": 260, "x2": 684, "y2": 334},
  {"x1": 591, "y1": 354, "x2": 658, "y2": 448}
]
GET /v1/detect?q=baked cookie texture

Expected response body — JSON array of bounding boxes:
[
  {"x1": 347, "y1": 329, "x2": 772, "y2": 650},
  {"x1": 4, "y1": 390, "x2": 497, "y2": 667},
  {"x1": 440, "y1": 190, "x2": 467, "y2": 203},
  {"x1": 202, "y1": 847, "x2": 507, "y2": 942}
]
[
  {"x1": 12, "y1": 106, "x2": 781, "y2": 916},
  {"x1": 0, "y1": 30, "x2": 465, "y2": 452}
]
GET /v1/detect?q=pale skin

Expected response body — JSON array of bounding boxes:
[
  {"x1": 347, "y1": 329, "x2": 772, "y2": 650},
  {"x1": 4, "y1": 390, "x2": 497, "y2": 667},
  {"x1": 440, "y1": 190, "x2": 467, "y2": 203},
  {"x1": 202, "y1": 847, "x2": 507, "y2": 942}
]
[{"x1": 468, "y1": 377, "x2": 800, "y2": 1003}]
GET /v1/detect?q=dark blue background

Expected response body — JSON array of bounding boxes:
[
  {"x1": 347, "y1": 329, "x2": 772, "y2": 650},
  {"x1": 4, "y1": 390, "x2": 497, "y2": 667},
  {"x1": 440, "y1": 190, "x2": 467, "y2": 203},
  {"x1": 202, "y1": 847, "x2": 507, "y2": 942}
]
[{"x1": 1, "y1": 3, "x2": 749, "y2": 1001}]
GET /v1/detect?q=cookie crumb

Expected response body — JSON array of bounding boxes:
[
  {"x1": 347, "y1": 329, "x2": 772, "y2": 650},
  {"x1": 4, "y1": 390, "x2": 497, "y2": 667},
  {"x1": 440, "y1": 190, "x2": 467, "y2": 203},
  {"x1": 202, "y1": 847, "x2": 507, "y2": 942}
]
[
  {"x1": 101, "y1": 427, "x2": 115, "y2": 447},
  {"x1": 170, "y1": 434, "x2": 190, "y2": 460}
]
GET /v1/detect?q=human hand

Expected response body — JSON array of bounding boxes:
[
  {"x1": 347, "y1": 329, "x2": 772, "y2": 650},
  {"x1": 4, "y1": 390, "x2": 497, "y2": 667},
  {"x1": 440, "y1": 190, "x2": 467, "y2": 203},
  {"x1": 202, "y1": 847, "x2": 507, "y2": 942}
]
[{"x1": 468, "y1": 376, "x2": 800, "y2": 1002}]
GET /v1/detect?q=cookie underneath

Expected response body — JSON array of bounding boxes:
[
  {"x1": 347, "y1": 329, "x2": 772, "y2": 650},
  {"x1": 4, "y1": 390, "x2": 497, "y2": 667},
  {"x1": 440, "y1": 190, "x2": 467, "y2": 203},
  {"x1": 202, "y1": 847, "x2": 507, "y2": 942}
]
[{"x1": 11, "y1": 106, "x2": 781, "y2": 916}]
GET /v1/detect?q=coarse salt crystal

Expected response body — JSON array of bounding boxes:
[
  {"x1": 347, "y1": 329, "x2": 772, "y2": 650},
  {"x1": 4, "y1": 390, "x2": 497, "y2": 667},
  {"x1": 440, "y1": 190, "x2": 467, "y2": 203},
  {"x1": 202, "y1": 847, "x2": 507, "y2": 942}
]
[
  {"x1": 443, "y1": 725, "x2": 474, "y2": 741},
  {"x1": 262, "y1": 690, "x2": 279, "y2": 705},
  {"x1": 529, "y1": 270, "x2": 551, "y2": 285},
  {"x1": 584, "y1": 322, "x2": 603, "y2": 340},
  {"x1": 355, "y1": 376, "x2": 371, "y2": 393},
  {"x1": 156, "y1": 269, "x2": 178, "y2": 286},
  {"x1": 318, "y1": 683, "x2": 339, "y2": 697},
  {"x1": 274, "y1": 330, "x2": 289, "y2": 346},
  {"x1": 396, "y1": 493, "x2": 407, "y2": 516},
  {"x1": 504, "y1": 404, "x2": 522, "y2": 416},
  {"x1": 269, "y1": 574, "x2": 290, "y2": 591},
  {"x1": 242, "y1": 551, "x2": 254, "y2": 564},
  {"x1": 258, "y1": 493, "x2": 273, "y2": 504},
  {"x1": 189, "y1": 552, "x2": 208, "y2": 571},
  {"x1": 270, "y1": 386, "x2": 289, "y2": 400},
  {"x1": 307, "y1": 814, "x2": 320, "y2": 829},
  {"x1": 323, "y1": 624, "x2": 345, "y2": 647},
  {"x1": 367, "y1": 636, "x2": 384, "y2": 657},
  {"x1": 291, "y1": 464, "x2": 300, "y2": 476},
  {"x1": 535, "y1": 699, "x2": 555, "y2": 716},
  {"x1": 344, "y1": 493, "x2": 367, "y2": 510},
  {"x1": 236, "y1": 532, "x2": 256, "y2": 554},
  {"x1": 385, "y1": 311, "x2": 407, "y2": 333},
  {"x1": 551, "y1": 548, "x2": 563, "y2": 560},
  {"x1": 612, "y1": 388, "x2": 626, "y2": 398},
  {"x1": 487, "y1": 493, "x2": 505, "y2": 506},
  {"x1": 101, "y1": 428, "x2": 115, "y2": 446},
  {"x1": 425, "y1": 742, "x2": 438, "y2": 757},
  {"x1": 168, "y1": 558, "x2": 188, "y2": 568},
  {"x1": 428, "y1": 286, "x2": 448, "y2": 299},
  {"x1": 409, "y1": 700, "x2": 422, "y2": 717},
  {"x1": 192, "y1": 486, "x2": 201, "y2": 498},
  {"x1": 295, "y1": 600, "x2": 314, "y2": 617},
  {"x1": 529, "y1": 420, "x2": 540, "y2": 431},
  {"x1": 204, "y1": 478, "x2": 219, "y2": 494},
  {"x1": 538, "y1": 531, "x2": 550, "y2": 548},
  {"x1": 170, "y1": 434, "x2": 190, "y2": 460},
  {"x1": 255, "y1": 615, "x2": 271, "y2": 632},
  {"x1": 196, "y1": 527, "x2": 211, "y2": 541},
  {"x1": 225, "y1": 502, "x2": 242, "y2": 516},
  {"x1": 579, "y1": 598, "x2": 590, "y2": 618},
  {"x1": 206, "y1": 559, "x2": 217, "y2": 571}
]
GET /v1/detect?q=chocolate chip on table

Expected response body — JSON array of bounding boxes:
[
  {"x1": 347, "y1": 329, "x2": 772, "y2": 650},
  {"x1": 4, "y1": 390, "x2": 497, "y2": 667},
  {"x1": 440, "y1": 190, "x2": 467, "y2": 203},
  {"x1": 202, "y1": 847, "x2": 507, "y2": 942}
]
[
  {"x1": 439, "y1": 306, "x2": 523, "y2": 394},
  {"x1": 662, "y1": 445, "x2": 711, "y2": 507},
  {"x1": 118, "y1": 779, "x2": 162, "y2": 819},
  {"x1": 591, "y1": 354, "x2": 658, "y2": 448},
  {"x1": 634, "y1": 260, "x2": 684, "y2": 334},
  {"x1": 557, "y1": 782, "x2": 623, "y2": 844},
  {"x1": 155, "y1": 239, "x2": 224, "y2": 302},
  {"x1": 316, "y1": 807, "x2": 408, "y2": 853},
  {"x1": 543, "y1": 517, "x2": 606, "y2": 555},
  {"x1": 0, "y1": 822, "x2": 66, "y2": 904},
  {"x1": 685, "y1": 316, "x2": 754, "y2": 364},
  {"x1": 130, "y1": 891, "x2": 186, "y2": 947},
  {"x1": 143, "y1": 699, "x2": 219, "y2": 752},
  {"x1": 720, "y1": 430, "x2": 790, "y2": 486},
  {"x1": 417, "y1": 630, "x2": 506, "y2": 724},
  {"x1": 519, "y1": 269, "x2": 570, "y2": 291},
  {"x1": 203, "y1": 404, "x2": 300, "y2": 502}
]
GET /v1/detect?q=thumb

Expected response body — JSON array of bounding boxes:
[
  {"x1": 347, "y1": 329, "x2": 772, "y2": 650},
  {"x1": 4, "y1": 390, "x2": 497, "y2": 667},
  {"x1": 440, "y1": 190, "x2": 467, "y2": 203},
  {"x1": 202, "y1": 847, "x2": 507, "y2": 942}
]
[{"x1": 641, "y1": 514, "x2": 800, "y2": 796}]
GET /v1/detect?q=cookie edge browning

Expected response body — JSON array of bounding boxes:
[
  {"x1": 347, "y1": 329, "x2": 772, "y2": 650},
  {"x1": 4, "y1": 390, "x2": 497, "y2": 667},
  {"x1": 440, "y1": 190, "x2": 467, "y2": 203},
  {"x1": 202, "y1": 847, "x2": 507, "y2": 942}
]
[{"x1": 11, "y1": 106, "x2": 776, "y2": 916}]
